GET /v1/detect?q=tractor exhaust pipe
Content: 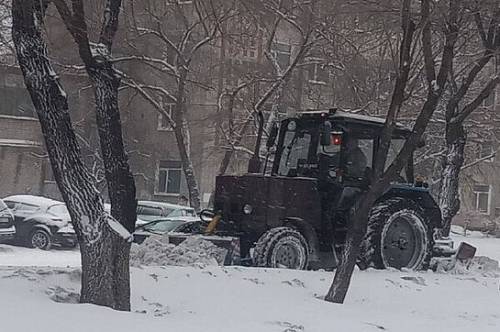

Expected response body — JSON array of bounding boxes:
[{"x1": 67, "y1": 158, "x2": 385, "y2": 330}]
[{"x1": 248, "y1": 111, "x2": 264, "y2": 173}]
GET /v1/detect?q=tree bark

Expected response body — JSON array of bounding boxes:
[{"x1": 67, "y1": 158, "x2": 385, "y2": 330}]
[
  {"x1": 325, "y1": 0, "x2": 459, "y2": 304},
  {"x1": 13, "y1": 0, "x2": 132, "y2": 311},
  {"x1": 438, "y1": 122, "x2": 466, "y2": 236},
  {"x1": 87, "y1": 65, "x2": 137, "y2": 233},
  {"x1": 85, "y1": 65, "x2": 136, "y2": 311},
  {"x1": 324, "y1": 194, "x2": 376, "y2": 302},
  {"x1": 175, "y1": 67, "x2": 201, "y2": 211}
]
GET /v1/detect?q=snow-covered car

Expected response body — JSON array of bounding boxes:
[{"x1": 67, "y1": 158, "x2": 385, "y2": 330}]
[
  {"x1": 133, "y1": 216, "x2": 199, "y2": 244},
  {"x1": 103, "y1": 203, "x2": 148, "y2": 227},
  {"x1": 137, "y1": 200, "x2": 196, "y2": 222},
  {"x1": 3, "y1": 195, "x2": 77, "y2": 250},
  {"x1": 0, "y1": 199, "x2": 16, "y2": 242}
]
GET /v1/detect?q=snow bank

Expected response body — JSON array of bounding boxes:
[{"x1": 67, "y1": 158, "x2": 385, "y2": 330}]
[
  {"x1": 130, "y1": 235, "x2": 228, "y2": 267},
  {"x1": 434, "y1": 255, "x2": 500, "y2": 278},
  {"x1": 446, "y1": 256, "x2": 499, "y2": 277}
]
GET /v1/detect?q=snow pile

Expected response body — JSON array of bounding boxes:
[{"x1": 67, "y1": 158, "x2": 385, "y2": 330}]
[
  {"x1": 435, "y1": 256, "x2": 500, "y2": 277},
  {"x1": 130, "y1": 235, "x2": 228, "y2": 267}
]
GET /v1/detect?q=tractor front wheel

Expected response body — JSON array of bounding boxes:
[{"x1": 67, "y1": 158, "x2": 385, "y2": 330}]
[
  {"x1": 254, "y1": 227, "x2": 309, "y2": 270},
  {"x1": 361, "y1": 198, "x2": 433, "y2": 270}
]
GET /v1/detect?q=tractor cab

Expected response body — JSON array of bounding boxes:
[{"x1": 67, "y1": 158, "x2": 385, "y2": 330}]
[
  {"x1": 270, "y1": 109, "x2": 415, "y2": 187},
  {"x1": 211, "y1": 108, "x2": 442, "y2": 271}
]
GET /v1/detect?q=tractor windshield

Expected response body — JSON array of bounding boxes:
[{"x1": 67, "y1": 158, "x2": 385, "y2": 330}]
[{"x1": 277, "y1": 128, "x2": 313, "y2": 176}]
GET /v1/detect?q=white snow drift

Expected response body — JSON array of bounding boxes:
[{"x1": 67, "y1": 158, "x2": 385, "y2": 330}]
[{"x1": 0, "y1": 231, "x2": 498, "y2": 332}]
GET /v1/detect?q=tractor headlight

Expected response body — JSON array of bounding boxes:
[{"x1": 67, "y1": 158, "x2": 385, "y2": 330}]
[{"x1": 243, "y1": 204, "x2": 253, "y2": 215}]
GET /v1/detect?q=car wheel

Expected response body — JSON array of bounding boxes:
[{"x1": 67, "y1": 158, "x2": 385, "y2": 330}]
[
  {"x1": 254, "y1": 227, "x2": 309, "y2": 270},
  {"x1": 29, "y1": 229, "x2": 52, "y2": 250}
]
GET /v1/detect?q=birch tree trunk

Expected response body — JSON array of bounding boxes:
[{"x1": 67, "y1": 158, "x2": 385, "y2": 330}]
[
  {"x1": 175, "y1": 67, "x2": 201, "y2": 211},
  {"x1": 438, "y1": 123, "x2": 466, "y2": 236},
  {"x1": 12, "y1": 0, "x2": 132, "y2": 311}
]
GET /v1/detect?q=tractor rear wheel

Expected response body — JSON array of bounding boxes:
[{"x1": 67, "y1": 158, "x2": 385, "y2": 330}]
[
  {"x1": 360, "y1": 198, "x2": 433, "y2": 270},
  {"x1": 254, "y1": 227, "x2": 309, "y2": 270}
]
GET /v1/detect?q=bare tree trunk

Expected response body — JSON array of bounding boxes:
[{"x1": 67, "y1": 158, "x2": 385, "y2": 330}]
[
  {"x1": 324, "y1": 195, "x2": 375, "y2": 302},
  {"x1": 86, "y1": 65, "x2": 136, "y2": 310},
  {"x1": 12, "y1": 0, "x2": 131, "y2": 311},
  {"x1": 325, "y1": 0, "x2": 459, "y2": 304},
  {"x1": 175, "y1": 68, "x2": 201, "y2": 211},
  {"x1": 439, "y1": 123, "x2": 466, "y2": 236},
  {"x1": 174, "y1": 116, "x2": 201, "y2": 211}
]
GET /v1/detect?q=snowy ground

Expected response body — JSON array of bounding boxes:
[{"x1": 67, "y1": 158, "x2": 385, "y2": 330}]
[
  {"x1": 0, "y1": 233, "x2": 498, "y2": 332},
  {"x1": 450, "y1": 226, "x2": 500, "y2": 262}
]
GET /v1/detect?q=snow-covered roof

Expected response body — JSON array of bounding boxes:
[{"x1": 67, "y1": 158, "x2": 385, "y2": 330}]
[
  {"x1": 298, "y1": 109, "x2": 410, "y2": 131},
  {"x1": 0, "y1": 115, "x2": 38, "y2": 122},
  {"x1": 2, "y1": 195, "x2": 63, "y2": 208},
  {"x1": 138, "y1": 200, "x2": 195, "y2": 211},
  {"x1": 332, "y1": 110, "x2": 387, "y2": 124}
]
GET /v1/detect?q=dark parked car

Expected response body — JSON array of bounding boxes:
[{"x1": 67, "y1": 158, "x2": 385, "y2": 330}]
[
  {"x1": 137, "y1": 200, "x2": 196, "y2": 222},
  {"x1": 0, "y1": 199, "x2": 16, "y2": 242},
  {"x1": 3, "y1": 195, "x2": 77, "y2": 250}
]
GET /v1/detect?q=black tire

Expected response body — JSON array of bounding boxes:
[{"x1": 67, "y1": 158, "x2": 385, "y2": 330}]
[
  {"x1": 29, "y1": 229, "x2": 52, "y2": 250},
  {"x1": 66, "y1": 242, "x2": 78, "y2": 249},
  {"x1": 360, "y1": 198, "x2": 434, "y2": 270},
  {"x1": 254, "y1": 227, "x2": 309, "y2": 270}
]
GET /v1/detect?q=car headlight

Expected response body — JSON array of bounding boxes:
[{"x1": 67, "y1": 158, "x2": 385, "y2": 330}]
[
  {"x1": 243, "y1": 204, "x2": 253, "y2": 215},
  {"x1": 0, "y1": 217, "x2": 10, "y2": 223}
]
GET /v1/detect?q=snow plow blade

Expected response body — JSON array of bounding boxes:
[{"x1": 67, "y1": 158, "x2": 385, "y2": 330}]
[
  {"x1": 166, "y1": 233, "x2": 241, "y2": 266},
  {"x1": 431, "y1": 241, "x2": 477, "y2": 271},
  {"x1": 455, "y1": 242, "x2": 476, "y2": 262}
]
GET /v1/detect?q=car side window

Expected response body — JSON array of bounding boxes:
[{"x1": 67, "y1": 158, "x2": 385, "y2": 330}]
[
  {"x1": 137, "y1": 205, "x2": 162, "y2": 217},
  {"x1": 4, "y1": 201, "x2": 15, "y2": 210},
  {"x1": 17, "y1": 203, "x2": 39, "y2": 212},
  {"x1": 167, "y1": 209, "x2": 182, "y2": 217}
]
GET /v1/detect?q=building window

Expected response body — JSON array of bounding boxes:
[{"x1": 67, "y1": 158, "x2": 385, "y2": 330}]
[
  {"x1": 0, "y1": 86, "x2": 36, "y2": 118},
  {"x1": 307, "y1": 58, "x2": 328, "y2": 84},
  {"x1": 270, "y1": 42, "x2": 291, "y2": 71},
  {"x1": 43, "y1": 160, "x2": 55, "y2": 183},
  {"x1": 157, "y1": 104, "x2": 174, "y2": 131},
  {"x1": 482, "y1": 90, "x2": 495, "y2": 108},
  {"x1": 473, "y1": 184, "x2": 491, "y2": 214},
  {"x1": 156, "y1": 160, "x2": 182, "y2": 194},
  {"x1": 478, "y1": 142, "x2": 495, "y2": 162},
  {"x1": 242, "y1": 35, "x2": 257, "y2": 58},
  {"x1": 168, "y1": 0, "x2": 192, "y2": 4}
]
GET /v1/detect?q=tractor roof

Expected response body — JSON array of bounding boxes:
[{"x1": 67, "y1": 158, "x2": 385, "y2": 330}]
[{"x1": 297, "y1": 108, "x2": 412, "y2": 134}]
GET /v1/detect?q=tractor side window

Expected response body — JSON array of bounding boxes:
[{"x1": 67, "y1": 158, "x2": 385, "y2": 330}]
[
  {"x1": 385, "y1": 139, "x2": 405, "y2": 170},
  {"x1": 344, "y1": 138, "x2": 373, "y2": 179},
  {"x1": 278, "y1": 130, "x2": 312, "y2": 176}
]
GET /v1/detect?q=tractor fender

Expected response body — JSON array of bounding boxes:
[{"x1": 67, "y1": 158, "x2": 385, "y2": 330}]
[
  {"x1": 379, "y1": 185, "x2": 443, "y2": 228},
  {"x1": 283, "y1": 217, "x2": 320, "y2": 263}
]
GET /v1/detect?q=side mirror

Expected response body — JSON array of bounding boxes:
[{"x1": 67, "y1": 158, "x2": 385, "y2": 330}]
[
  {"x1": 266, "y1": 123, "x2": 279, "y2": 149},
  {"x1": 200, "y1": 209, "x2": 215, "y2": 223},
  {"x1": 320, "y1": 121, "x2": 332, "y2": 146}
]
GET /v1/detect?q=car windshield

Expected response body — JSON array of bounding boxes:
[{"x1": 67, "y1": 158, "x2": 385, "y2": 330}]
[
  {"x1": 278, "y1": 129, "x2": 312, "y2": 176},
  {"x1": 166, "y1": 208, "x2": 196, "y2": 217},
  {"x1": 0, "y1": 200, "x2": 7, "y2": 211},
  {"x1": 143, "y1": 220, "x2": 185, "y2": 233},
  {"x1": 47, "y1": 204, "x2": 70, "y2": 218},
  {"x1": 138, "y1": 205, "x2": 173, "y2": 217}
]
